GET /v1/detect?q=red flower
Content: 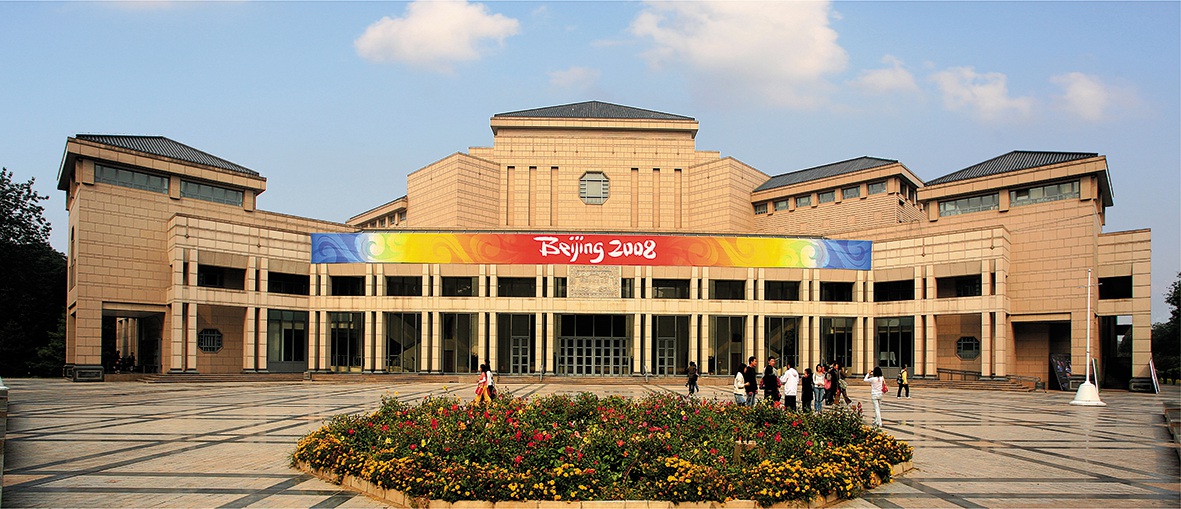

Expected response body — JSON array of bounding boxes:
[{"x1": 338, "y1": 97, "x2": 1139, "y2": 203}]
[
  {"x1": 513, "y1": 455, "x2": 523, "y2": 465},
  {"x1": 617, "y1": 439, "x2": 625, "y2": 447},
  {"x1": 774, "y1": 432, "x2": 782, "y2": 443},
  {"x1": 381, "y1": 424, "x2": 389, "y2": 431},
  {"x1": 409, "y1": 443, "x2": 417, "y2": 450},
  {"x1": 431, "y1": 418, "x2": 438, "y2": 430},
  {"x1": 347, "y1": 429, "x2": 355, "y2": 435}
]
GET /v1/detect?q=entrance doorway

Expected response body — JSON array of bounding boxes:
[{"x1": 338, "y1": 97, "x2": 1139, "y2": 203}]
[
  {"x1": 652, "y1": 315, "x2": 689, "y2": 375},
  {"x1": 101, "y1": 310, "x2": 163, "y2": 373},
  {"x1": 1100, "y1": 316, "x2": 1133, "y2": 390},
  {"x1": 497, "y1": 313, "x2": 535, "y2": 374},
  {"x1": 556, "y1": 314, "x2": 631, "y2": 375}
]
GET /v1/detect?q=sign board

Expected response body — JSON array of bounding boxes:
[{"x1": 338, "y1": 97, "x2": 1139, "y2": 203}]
[{"x1": 1050, "y1": 353, "x2": 1072, "y2": 391}]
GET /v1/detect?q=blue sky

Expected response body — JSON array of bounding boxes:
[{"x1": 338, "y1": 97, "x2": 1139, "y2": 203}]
[{"x1": 1, "y1": 1, "x2": 1177, "y2": 321}]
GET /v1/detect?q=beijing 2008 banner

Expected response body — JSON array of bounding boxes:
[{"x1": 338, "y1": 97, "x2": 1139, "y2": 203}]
[{"x1": 311, "y1": 232, "x2": 871, "y2": 270}]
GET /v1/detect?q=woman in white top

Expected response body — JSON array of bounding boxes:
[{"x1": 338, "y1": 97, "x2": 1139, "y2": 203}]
[
  {"x1": 863, "y1": 366, "x2": 886, "y2": 427},
  {"x1": 733, "y1": 370, "x2": 747, "y2": 405}
]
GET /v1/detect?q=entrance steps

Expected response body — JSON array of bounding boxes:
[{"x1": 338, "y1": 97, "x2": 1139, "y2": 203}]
[{"x1": 140, "y1": 373, "x2": 305, "y2": 383}]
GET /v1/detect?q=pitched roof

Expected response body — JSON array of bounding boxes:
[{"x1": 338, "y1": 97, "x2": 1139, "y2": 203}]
[
  {"x1": 493, "y1": 101, "x2": 694, "y2": 121},
  {"x1": 926, "y1": 150, "x2": 1098, "y2": 186},
  {"x1": 74, "y1": 134, "x2": 259, "y2": 176},
  {"x1": 754, "y1": 156, "x2": 898, "y2": 192}
]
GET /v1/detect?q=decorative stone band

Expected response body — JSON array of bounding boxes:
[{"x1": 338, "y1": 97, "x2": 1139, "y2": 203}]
[{"x1": 295, "y1": 460, "x2": 914, "y2": 509}]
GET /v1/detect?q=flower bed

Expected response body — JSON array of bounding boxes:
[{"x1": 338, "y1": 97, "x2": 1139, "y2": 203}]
[{"x1": 292, "y1": 391, "x2": 912, "y2": 507}]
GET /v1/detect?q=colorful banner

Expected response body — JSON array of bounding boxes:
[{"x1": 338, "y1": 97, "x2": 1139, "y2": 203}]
[{"x1": 312, "y1": 232, "x2": 871, "y2": 270}]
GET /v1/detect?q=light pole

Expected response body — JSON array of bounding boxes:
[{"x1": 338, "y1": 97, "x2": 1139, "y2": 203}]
[{"x1": 1070, "y1": 268, "x2": 1105, "y2": 406}]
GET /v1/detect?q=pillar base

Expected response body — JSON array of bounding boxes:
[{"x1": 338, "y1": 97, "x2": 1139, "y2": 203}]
[{"x1": 1069, "y1": 381, "x2": 1106, "y2": 406}]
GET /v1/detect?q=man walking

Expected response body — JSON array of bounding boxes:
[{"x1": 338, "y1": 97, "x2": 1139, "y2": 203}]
[
  {"x1": 780, "y1": 361, "x2": 800, "y2": 411},
  {"x1": 762, "y1": 357, "x2": 781, "y2": 404},
  {"x1": 743, "y1": 356, "x2": 759, "y2": 406}
]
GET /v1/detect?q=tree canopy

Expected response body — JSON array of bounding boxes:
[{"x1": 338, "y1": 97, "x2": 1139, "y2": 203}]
[
  {"x1": 0, "y1": 168, "x2": 66, "y2": 377},
  {"x1": 1152, "y1": 272, "x2": 1180, "y2": 383}
]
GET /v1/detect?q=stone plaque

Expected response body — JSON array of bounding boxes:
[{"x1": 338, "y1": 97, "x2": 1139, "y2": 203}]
[{"x1": 568, "y1": 265, "x2": 621, "y2": 299}]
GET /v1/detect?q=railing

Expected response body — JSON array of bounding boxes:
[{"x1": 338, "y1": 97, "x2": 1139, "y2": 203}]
[
  {"x1": 1005, "y1": 374, "x2": 1045, "y2": 392},
  {"x1": 936, "y1": 368, "x2": 982, "y2": 381}
]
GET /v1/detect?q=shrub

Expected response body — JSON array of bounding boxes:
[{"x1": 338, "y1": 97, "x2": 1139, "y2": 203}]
[{"x1": 293, "y1": 392, "x2": 912, "y2": 506}]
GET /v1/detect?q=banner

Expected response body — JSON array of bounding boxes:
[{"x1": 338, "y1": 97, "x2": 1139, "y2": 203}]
[{"x1": 311, "y1": 232, "x2": 871, "y2": 270}]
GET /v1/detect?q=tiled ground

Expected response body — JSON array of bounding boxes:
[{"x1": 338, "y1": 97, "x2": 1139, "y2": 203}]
[{"x1": 1, "y1": 379, "x2": 1178, "y2": 508}]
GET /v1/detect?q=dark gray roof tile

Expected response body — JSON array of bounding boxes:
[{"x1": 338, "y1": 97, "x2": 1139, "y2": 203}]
[
  {"x1": 927, "y1": 151, "x2": 1097, "y2": 185},
  {"x1": 754, "y1": 156, "x2": 898, "y2": 192},
  {"x1": 494, "y1": 101, "x2": 693, "y2": 121},
  {"x1": 75, "y1": 134, "x2": 258, "y2": 176}
]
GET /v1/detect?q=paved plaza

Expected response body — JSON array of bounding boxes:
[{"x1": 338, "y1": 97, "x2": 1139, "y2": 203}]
[{"x1": 1, "y1": 378, "x2": 1178, "y2": 508}]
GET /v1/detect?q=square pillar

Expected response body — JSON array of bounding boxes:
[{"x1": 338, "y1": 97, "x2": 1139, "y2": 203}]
[
  {"x1": 185, "y1": 303, "x2": 198, "y2": 373},
  {"x1": 981, "y1": 311, "x2": 993, "y2": 377},
  {"x1": 244, "y1": 307, "x2": 257, "y2": 372},
  {"x1": 924, "y1": 314, "x2": 937, "y2": 377},
  {"x1": 169, "y1": 302, "x2": 186, "y2": 372}
]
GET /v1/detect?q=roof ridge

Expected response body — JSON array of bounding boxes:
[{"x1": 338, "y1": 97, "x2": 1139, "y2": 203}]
[
  {"x1": 493, "y1": 100, "x2": 694, "y2": 121},
  {"x1": 75, "y1": 134, "x2": 258, "y2": 176}
]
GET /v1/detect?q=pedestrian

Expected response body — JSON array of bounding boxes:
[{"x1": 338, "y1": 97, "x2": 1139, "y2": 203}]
[
  {"x1": 834, "y1": 362, "x2": 852, "y2": 405},
  {"x1": 864, "y1": 366, "x2": 887, "y2": 427},
  {"x1": 762, "y1": 357, "x2": 781, "y2": 404},
  {"x1": 687, "y1": 361, "x2": 700, "y2": 396},
  {"x1": 743, "y1": 356, "x2": 759, "y2": 406},
  {"x1": 813, "y1": 365, "x2": 827, "y2": 412},
  {"x1": 896, "y1": 365, "x2": 910, "y2": 399},
  {"x1": 800, "y1": 367, "x2": 814, "y2": 412},
  {"x1": 475, "y1": 363, "x2": 492, "y2": 405},
  {"x1": 823, "y1": 363, "x2": 837, "y2": 405},
  {"x1": 733, "y1": 368, "x2": 748, "y2": 405},
  {"x1": 780, "y1": 361, "x2": 799, "y2": 411}
]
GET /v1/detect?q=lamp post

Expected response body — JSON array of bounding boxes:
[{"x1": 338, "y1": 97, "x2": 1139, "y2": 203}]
[{"x1": 1070, "y1": 268, "x2": 1105, "y2": 406}]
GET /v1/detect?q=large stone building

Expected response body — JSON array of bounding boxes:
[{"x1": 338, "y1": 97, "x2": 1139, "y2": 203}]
[{"x1": 56, "y1": 101, "x2": 1153, "y2": 390}]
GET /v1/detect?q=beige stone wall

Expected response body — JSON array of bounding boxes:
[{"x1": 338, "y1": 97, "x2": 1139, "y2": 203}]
[{"x1": 684, "y1": 158, "x2": 768, "y2": 233}]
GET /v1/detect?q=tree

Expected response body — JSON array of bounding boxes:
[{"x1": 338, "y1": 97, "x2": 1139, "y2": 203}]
[
  {"x1": 0, "y1": 167, "x2": 67, "y2": 377},
  {"x1": 1152, "y1": 272, "x2": 1180, "y2": 384}
]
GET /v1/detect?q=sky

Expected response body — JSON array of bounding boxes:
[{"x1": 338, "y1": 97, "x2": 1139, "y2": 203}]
[{"x1": 1, "y1": 0, "x2": 1177, "y2": 321}]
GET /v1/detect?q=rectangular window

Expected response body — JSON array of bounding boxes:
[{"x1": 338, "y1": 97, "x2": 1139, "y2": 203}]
[
  {"x1": 875, "y1": 316, "x2": 914, "y2": 369},
  {"x1": 94, "y1": 164, "x2": 169, "y2": 194},
  {"x1": 936, "y1": 275, "x2": 982, "y2": 298},
  {"x1": 268, "y1": 272, "x2": 309, "y2": 295},
  {"x1": 821, "y1": 317, "x2": 854, "y2": 368},
  {"x1": 330, "y1": 275, "x2": 365, "y2": 296},
  {"x1": 820, "y1": 282, "x2": 854, "y2": 302},
  {"x1": 652, "y1": 279, "x2": 690, "y2": 299},
  {"x1": 442, "y1": 276, "x2": 476, "y2": 297},
  {"x1": 554, "y1": 277, "x2": 568, "y2": 298},
  {"x1": 868, "y1": 181, "x2": 887, "y2": 195},
  {"x1": 497, "y1": 277, "x2": 536, "y2": 297},
  {"x1": 842, "y1": 186, "x2": 860, "y2": 199},
  {"x1": 1098, "y1": 276, "x2": 1133, "y2": 299},
  {"x1": 873, "y1": 280, "x2": 914, "y2": 302},
  {"x1": 386, "y1": 276, "x2": 422, "y2": 296},
  {"x1": 385, "y1": 312, "x2": 420, "y2": 373},
  {"x1": 1010, "y1": 180, "x2": 1080, "y2": 207},
  {"x1": 765, "y1": 316, "x2": 799, "y2": 369},
  {"x1": 774, "y1": 199, "x2": 789, "y2": 211},
  {"x1": 764, "y1": 280, "x2": 800, "y2": 301},
  {"x1": 180, "y1": 180, "x2": 244, "y2": 206},
  {"x1": 795, "y1": 195, "x2": 812, "y2": 207},
  {"x1": 621, "y1": 278, "x2": 634, "y2": 298},
  {"x1": 196, "y1": 265, "x2": 245, "y2": 290},
  {"x1": 938, "y1": 193, "x2": 999, "y2": 217},
  {"x1": 753, "y1": 203, "x2": 768, "y2": 215},
  {"x1": 267, "y1": 309, "x2": 308, "y2": 364},
  {"x1": 709, "y1": 280, "x2": 745, "y2": 300},
  {"x1": 817, "y1": 190, "x2": 835, "y2": 204}
]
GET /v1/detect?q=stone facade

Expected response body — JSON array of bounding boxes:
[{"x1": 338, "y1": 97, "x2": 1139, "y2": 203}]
[{"x1": 57, "y1": 102, "x2": 1153, "y2": 391}]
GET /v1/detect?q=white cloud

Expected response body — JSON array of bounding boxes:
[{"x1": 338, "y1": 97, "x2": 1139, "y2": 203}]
[
  {"x1": 354, "y1": 0, "x2": 520, "y2": 73},
  {"x1": 851, "y1": 55, "x2": 918, "y2": 95},
  {"x1": 629, "y1": 0, "x2": 847, "y2": 108},
  {"x1": 929, "y1": 67, "x2": 1034, "y2": 121},
  {"x1": 1050, "y1": 72, "x2": 1111, "y2": 122},
  {"x1": 549, "y1": 66, "x2": 601, "y2": 89}
]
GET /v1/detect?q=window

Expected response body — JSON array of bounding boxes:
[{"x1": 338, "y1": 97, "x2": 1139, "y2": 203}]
[
  {"x1": 868, "y1": 181, "x2": 887, "y2": 195},
  {"x1": 330, "y1": 312, "x2": 364, "y2": 370},
  {"x1": 708, "y1": 316, "x2": 745, "y2": 375},
  {"x1": 267, "y1": 310, "x2": 307, "y2": 363},
  {"x1": 1010, "y1": 180, "x2": 1079, "y2": 207},
  {"x1": 820, "y1": 282, "x2": 854, "y2": 302},
  {"x1": 774, "y1": 199, "x2": 789, "y2": 211},
  {"x1": 554, "y1": 277, "x2": 568, "y2": 298},
  {"x1": 197, "y1": 329, "x2": 223, "y2": 353},
  {"x1": 397, "y1": 210, "x2": 407, "y2": 223},
  {"x1": 385, "y1": 312, "x2": 420, "y2": 373},
  {"x1": 579, "y1": 172, "x2": 610, "y2": 204},
  {"x1": 621, "y1": 278, "x2": 634, "y2": 298},
  {"x1": 94, "y1": 164, "x2": 169, "y2": 194},
  {"x1": 795, "y1": 195, "x2": 812, "y2": 207},
  {"x1": 818, "y1": 190, "x2": 835, "y2": 204},
  {"x1": 873, "y1": 280, "x2": 914, "y2": 302},
  {"x1": 753, "y1": 203, "x2": 768, "y2": 215},
  {"x1": 180, "y1": 180, "x2": 244, "y2": 206},
  {"x1": 765, "y1": 316, "x2": 799, "y2": 369},
  {"x1": 442, "y1": 276, "x2": 476, "y2": 297},
  {"x1": 875, "y1": 317, "x2": 914, "y2": 369},
  {"x1": 842, "y1": 186, "x2": 860, "y2": 199},
  {"x1": 710, "y1": 280, "x2": 745, "y2": 300},
  {"x1": 268, "y1": 272, "x2": 309, "y2": 295},
  {"x1": 764, "y1": 280, "x2": 800, "y2": 301},
  {"x1": 331, "y1": 276, "x2": 365, "y2": 296},
  {"x1": 1099, "y1": 276, "x2": 1133, "y2": 300},
  {"x1": 956, "y1": 337, "x2": 981, "y2": 360},
  {"x1": 197, "y1": 265, "x2": 245, "y2": 290},
  {"x1": 821, "y1": 317, "x2": 854, "y2": 368},
  {"x1": 939, "y1": 276, "x2": 981, "y2": 298},
  {"x1": 652, "y1": 279, "x2": 690, "y2": 299},
  {"x1": 498, "y1": 277, "x2": 536, "y2": 297},
  {"x1": 938, "y1": 193, "x2": 999, "y2": 217},
  {"x1": 386, "y1": 276, "x2": 422, "y2": 297}
]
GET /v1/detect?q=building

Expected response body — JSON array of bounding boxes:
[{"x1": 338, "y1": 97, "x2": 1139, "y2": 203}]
[{"x1": 56, "y1": 101, "x2": 1153, "y2": 391}]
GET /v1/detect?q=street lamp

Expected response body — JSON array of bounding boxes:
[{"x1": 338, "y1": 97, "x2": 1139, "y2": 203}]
[{"x1": 1070, "y1": 268, "x2": 1105, "y2": 407}]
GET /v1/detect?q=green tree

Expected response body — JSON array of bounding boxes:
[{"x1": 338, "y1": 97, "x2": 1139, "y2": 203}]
[
  {"x1": 0, "y1": 167, "x2": 67, "y2": 377},
  {"x1": 1152, "y1": 272, "x2": 1181, "y2": 384}
]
